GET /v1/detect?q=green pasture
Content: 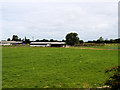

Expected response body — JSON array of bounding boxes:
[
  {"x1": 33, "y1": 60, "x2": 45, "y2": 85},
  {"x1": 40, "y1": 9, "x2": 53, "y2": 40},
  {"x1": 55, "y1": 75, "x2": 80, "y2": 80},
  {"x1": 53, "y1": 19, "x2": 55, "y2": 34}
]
[{"x1": 2, "y1": 45, "x2": 118, "y2": 88}]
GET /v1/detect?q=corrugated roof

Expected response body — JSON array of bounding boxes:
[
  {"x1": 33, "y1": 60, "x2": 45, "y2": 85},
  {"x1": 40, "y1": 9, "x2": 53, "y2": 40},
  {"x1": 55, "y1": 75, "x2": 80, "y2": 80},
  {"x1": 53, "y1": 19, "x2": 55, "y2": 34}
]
[
  {"x1": 0, "y1": 41, "x2": 22, "y2": 44},
  {"x1": 30, "y1": 42, "x2": 66, "y2": 44}
]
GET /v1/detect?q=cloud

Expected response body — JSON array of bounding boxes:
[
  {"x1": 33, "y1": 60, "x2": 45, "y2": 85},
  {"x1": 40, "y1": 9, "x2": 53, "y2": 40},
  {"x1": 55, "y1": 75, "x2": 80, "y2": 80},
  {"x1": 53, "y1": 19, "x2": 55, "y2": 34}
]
[
  {"x1": 1, "y1": 1, "x2": 118, "y2": 41},
  {"x1": 0, "y1": 0, "x2": 119, "y2": 3}
]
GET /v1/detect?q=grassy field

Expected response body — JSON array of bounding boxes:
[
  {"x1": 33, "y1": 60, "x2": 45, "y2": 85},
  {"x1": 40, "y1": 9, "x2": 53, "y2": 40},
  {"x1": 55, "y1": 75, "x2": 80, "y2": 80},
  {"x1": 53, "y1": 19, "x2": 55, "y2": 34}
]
[{"x1": 2, "y1": 45, "x2": 118, "y2": 88}]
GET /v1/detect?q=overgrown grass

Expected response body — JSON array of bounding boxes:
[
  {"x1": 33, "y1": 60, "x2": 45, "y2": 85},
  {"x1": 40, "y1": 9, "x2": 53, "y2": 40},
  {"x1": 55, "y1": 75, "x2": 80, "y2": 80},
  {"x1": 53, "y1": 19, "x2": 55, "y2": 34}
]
[
  {"x1": 2, "y1": 46, "x2": 118, "y2": 88},
  {"x1": 74, "y1": 44, "x2": 119, "y2": 50}
]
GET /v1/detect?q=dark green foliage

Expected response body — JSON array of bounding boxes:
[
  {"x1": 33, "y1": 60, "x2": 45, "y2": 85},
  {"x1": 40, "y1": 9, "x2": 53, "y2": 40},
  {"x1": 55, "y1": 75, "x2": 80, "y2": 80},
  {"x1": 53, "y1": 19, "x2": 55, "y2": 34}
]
[
  {"x1": 50, "y1": 39, "x2": 54, "y2": 42},
  {"x1": 65, "y1": 32, "x2": 79, "y2": 46},
  {"x1": 11, "y1": 35, "x2": 22, "y2": 41},
  {"x1": 105, "y1": 66, "x2": 120, "y2": 89},
  {"x1": 110, "y1": 39, "x2": 115, "y2": 43},
  {"x1": 23, "y1": 36, "x2": 30, "y2": 44},
  {"x1": 87, "y1": 38, "x2": 120, "y2": 43},
  {"x1": 98, "y1": 37, "x2": 104, "y2": 42},
  {"x1": 79, "y1": 40, "x2": 84, "y2": 43},
  {"x1": 41, "y1": 39, "x2": 49, "y2": 42},
  {"x1": 7, "y1": 38, "x2": 10, "y2": 41},
  {"x1": 35, "y1": 39, "x2": 59, "y2": 42},
  {"x1": 49, "y1": 39, "x2": 58, "y2": 42},
  {"x1": 62, "y1": 39, "x2": 66, "y2": 42},
  {"x1": 12, "y1": 35, "x2": 19, "y2": 41},
  {"x1": 18, "y1": 38, "x2": 22, "y2": 41},
  {"x1": 35, "y1": 39, "x2": 40, "y2": 42}
]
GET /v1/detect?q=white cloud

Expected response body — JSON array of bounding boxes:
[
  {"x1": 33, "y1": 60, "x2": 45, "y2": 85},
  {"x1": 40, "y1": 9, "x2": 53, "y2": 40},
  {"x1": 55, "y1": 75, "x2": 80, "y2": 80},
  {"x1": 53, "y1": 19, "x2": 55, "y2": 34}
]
[
  {"x1": 0, "y1": 0, "x2": 119, "y2": 3},
  {"x1": 1, "y1": 1, "x2": 118, "y2": 41}
]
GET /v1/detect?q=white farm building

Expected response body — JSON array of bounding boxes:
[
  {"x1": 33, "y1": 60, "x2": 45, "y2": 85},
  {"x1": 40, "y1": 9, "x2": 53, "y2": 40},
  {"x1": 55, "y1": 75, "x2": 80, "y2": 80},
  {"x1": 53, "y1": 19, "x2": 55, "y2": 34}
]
[
  {"x1": 0, "y1": 41, "x2": 23, "y2": 46},
  {"x1": 30, "y1": 42, "x2": 66, "y2": 47}
]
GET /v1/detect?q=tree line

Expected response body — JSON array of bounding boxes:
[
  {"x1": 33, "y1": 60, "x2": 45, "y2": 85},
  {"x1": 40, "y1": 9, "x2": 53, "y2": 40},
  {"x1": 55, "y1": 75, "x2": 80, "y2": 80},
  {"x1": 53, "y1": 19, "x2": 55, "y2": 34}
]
[
  {"x1": 7, "y1": 33, "x2": 120, "y2": 45},
  {"x1": 7, "y1": 35, "x2": 64, "y2": 44},
  {"x1": 87, "y1": 37, "x2": 120, "y2": 44},
  {"x1": 7, "y1": 35, "x2": 30, "y2": 44},
  {"x1": 65, "y1": 33, "x2": 120, "y2": 45}
]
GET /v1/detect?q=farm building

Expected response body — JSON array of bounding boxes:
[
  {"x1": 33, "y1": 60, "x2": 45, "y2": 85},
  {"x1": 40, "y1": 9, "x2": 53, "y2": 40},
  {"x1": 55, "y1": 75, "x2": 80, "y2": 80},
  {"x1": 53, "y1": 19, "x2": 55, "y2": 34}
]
[
  {"x1": 0, "y1": 41, "x2": 23, "y2": 46},
  {"x1": 30, "y1": 42, "x2": 66, "y2": 47}
]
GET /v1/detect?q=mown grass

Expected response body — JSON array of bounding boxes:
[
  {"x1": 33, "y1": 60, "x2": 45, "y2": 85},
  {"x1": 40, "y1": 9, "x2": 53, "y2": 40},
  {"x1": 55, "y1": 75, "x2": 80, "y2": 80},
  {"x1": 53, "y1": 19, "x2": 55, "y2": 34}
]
[{"x1": 2, "y1": 46, "x2": 118, "y2": 88}]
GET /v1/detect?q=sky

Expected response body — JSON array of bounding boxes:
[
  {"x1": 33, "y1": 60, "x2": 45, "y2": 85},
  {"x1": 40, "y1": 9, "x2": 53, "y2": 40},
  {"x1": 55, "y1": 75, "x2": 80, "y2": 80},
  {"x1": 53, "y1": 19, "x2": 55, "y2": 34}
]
[{"x1": 0, "y1": 0, "x2": 118, "y2": 41}]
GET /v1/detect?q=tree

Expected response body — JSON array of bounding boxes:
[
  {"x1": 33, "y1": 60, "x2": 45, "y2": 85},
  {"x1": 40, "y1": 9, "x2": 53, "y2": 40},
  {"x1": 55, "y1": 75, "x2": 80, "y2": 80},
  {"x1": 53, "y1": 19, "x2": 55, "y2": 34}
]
[
  {"x1": 65, "y1": 32, "x2": 79, "y2": 46},
  {"x1": 35, "y1": 39, "x2": 40, "y2": 42},
  {"x1": 25, "y1": 36, "x2": 27, "y2": 41},
  {"x1": 22, "y1": 36, "x2": 30, "y2": 44},
  {"x1": 41, "y1": 39, "x2": 49, "y2": 42},
  {"x1": 7, "y1": 38, "x2": 11, "y2": 41},
  {"x1": 62, "y1": 39, "x2": 66, "y2": 42},
  {"x1": 98, "y1": 37, "x2": 104, "y2": 42},
  {"x1": 104, "y1": 38, "x2": 109, "y2": 43},
  {"x1": 50, "y1": 39, "x2": 54, "y2": 42},
  {"x1": 25, "y1": 39, "x2": 30, "y2": 44},
  {"x1": 96, "y1": 37, "x2": 104, "y2": 43},
  {"x1": 24, "y1": 36, "x2": 30, "y2": 44},
  {"x1": 12, "y1": 35, "x2": 19, "y2": 41},
  {"x1": 18, "y1": 38, "x2": 21, "y2": 41},
  {"x1": 79, "y1": 40, "x2": 84, "y2": 43},
  {"x1": 110, "y1": 39, "x2": 115, "y2": 43},
  {"x1": 115, "y1": 38, "x2": 120, "y2": 43}
]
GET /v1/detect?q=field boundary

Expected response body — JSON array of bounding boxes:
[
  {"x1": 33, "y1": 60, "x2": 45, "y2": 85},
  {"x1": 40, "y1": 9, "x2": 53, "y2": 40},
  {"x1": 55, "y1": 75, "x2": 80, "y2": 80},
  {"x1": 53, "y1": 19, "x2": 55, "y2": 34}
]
[{"x1": 70, "y1": 47, "x2": 120, "y2": 51}]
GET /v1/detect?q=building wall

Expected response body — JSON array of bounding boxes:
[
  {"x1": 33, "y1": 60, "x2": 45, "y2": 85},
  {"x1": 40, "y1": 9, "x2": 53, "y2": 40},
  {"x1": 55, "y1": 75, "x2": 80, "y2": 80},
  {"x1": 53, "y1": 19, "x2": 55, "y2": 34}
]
[
  {"x1": 30, "y1": 44, "x2": 65, "y2": 47},
  {"x1": 51, "y1": 44, "x2": 65, "y2": 47},
  {"x1": 30, "y1": 44, "x2": 51, "y2": 47},
  {"x1": 30, "y1": 42, "x2": 66, "y2": 47},
  {"x1": 0, "y1": 41, "x2": 23, "y2": 46},
  {"x1": 0, "y1": 43, "x2": 11, "y2": 46}
]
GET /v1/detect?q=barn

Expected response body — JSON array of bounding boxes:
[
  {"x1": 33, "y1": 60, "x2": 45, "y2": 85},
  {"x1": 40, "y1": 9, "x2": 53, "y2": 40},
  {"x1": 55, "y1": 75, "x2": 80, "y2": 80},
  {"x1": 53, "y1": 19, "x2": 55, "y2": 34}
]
[
  {"x1": 30, "y1": 42, "x2": 66, "y2": 47},
  {"x1": 0, "y1": 41, "x2": 23, "y2": 46}
]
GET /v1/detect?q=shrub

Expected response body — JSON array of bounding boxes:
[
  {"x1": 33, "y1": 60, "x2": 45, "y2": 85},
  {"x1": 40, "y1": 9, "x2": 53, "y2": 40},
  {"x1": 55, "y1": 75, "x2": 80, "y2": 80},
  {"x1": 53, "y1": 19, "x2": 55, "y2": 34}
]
[{"x1": 105, "y1": 65, "x2": 120, "y2": 89}]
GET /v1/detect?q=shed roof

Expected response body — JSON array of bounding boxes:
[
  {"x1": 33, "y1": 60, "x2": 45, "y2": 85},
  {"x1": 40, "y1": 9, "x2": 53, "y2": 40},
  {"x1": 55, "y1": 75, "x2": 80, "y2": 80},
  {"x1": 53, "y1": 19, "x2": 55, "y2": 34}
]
[
  {"x1": 30, "y1": 42, "x2": 66, "y2": 44},
  {"x1": 0, "y1": 41, "x2": 22, "y2": 44}
]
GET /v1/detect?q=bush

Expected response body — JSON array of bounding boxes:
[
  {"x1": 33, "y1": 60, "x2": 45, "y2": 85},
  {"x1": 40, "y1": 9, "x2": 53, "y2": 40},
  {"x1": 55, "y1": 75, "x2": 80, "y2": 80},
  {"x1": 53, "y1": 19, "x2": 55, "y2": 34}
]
[{"x1": 105, "y1": 65, "x2": 120, "y2": 89}]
